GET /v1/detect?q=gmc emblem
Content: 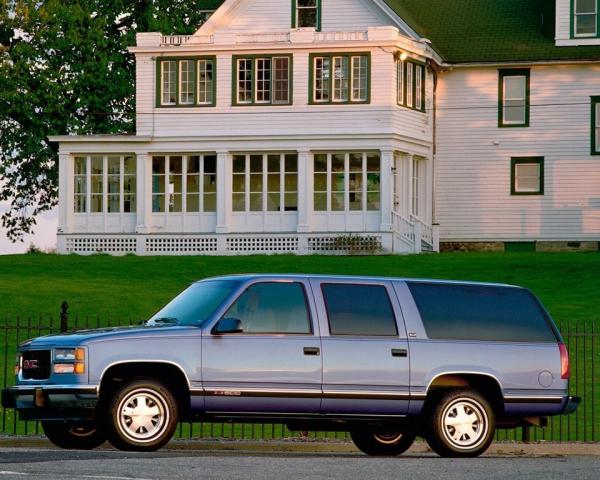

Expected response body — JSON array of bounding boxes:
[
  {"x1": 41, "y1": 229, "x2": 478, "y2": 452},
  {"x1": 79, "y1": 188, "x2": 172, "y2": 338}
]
[{"x1": 23, "y1": 359, "x2": 39, "y2": 369}]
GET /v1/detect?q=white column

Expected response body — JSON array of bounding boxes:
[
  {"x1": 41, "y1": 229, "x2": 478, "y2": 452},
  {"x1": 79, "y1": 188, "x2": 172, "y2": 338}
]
[
  {"x1": 297, "y1": 150, "x2": 312, "y2": 233},
  {"x1": 406, "y1": 154, "x2": 414, "y2": 219},
  {"x1": 135, "y1": 154, "x2": 152, "y2": 234},
  {"x1": 380, "y1": 149, "x2": 394, "y2": 232},
  {"x1": 216, "y1": 151, "x2": 232, "y2": 234},
  {"x1": 57, "y1": 153, "x2": 71, "y2": 234}
]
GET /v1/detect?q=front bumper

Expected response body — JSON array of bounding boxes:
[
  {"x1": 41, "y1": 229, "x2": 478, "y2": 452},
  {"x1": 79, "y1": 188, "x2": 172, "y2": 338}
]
[
  {"x1": 562, "y1": 395, "x2": 581, "y2": 415},
  {"x1": 2, "y1": 385, "x2": 99, "y2": 421}
]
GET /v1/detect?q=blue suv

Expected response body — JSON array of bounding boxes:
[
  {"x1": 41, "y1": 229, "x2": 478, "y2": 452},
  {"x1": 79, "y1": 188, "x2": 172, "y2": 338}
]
[{"x1": 2, "y1": 275, "x2": 579, "y2": 457}]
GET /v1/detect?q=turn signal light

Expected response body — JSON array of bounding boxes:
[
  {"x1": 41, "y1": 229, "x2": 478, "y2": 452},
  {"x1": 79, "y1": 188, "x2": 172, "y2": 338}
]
[{"x1": 559, "y1": 343, "x2": 570, "y2": 380}]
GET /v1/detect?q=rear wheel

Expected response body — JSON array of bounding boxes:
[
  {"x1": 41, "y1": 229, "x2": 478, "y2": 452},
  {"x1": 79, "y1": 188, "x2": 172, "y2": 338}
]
[
  {"x1": 425, "y1": 389, "x2": 495, "y2": 458},
  {"x1": 105, "y1": 378, "x2": 178, "y2": 452},
  {"x1": 351, "y1": 429, "x2": 416, "y2": 456},
  {"x1": 42, "y1": 421, "x2": 105, "y2": 450}
]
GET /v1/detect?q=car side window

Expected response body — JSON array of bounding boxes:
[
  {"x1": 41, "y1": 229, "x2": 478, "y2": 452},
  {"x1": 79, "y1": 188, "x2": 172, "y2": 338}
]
[
  {"x1": 321, "y1": 283, "x2": 398, "y2": 336},
  {"x1": 223, "y1": 282, "x2": 312, "y2": 334}
]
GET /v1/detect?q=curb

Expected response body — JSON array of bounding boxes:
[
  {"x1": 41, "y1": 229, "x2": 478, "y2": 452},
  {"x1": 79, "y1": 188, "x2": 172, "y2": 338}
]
[{"x1": 1, "y1": 437, "x2": 600, "y2": 456}]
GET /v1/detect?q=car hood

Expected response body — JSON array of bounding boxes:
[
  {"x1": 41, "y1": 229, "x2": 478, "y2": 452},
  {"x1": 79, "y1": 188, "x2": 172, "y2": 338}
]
[{"x1": 19, "y1": 325, "x2": 198, "y2": 348}]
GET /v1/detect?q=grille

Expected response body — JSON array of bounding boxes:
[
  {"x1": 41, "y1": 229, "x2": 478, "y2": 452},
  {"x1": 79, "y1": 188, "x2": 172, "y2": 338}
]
[{"x1": 21, "y1": 350, "x2": 51, "y2": 380}]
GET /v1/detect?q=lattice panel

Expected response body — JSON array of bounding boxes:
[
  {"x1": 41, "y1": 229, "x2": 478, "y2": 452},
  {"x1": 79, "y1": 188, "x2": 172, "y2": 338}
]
[
  {"x1": 145, "y1": 237, "x2": 218, "y2": 253},
  {"x1": 65, "y1": 237, "x2": 137, "y2": 254},
  {"x1": 308, "y1": 235, "x2": 382, "y2": 253},
  {"x1": 226, "y1": 236, "x2": 299, "y2": 253}
]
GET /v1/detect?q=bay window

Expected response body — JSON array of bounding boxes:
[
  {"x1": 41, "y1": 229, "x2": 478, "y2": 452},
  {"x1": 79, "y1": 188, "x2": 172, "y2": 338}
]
[
  {"x1": 311, "y1": 53, "x2": 370, "y2": 104},
  {"x1": 233, "y1": 56, "x2": 292, "y2": 106},
  {"x1": 158, "y1": 57, "x2": 216, "y2": 107},
  {"x1": 397, "y1": 59, "x2": 426, "y2": 112}
]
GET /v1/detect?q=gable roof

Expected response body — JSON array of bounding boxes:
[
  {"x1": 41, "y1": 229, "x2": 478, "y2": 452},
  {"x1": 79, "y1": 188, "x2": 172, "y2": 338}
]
[{"x1": 199, "y1": 0, "x2": 600, "y2": 63}]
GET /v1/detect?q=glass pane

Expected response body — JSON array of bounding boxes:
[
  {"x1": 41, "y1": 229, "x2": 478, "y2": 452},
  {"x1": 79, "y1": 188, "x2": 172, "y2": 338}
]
[
  {"x1": 204, "y1": 174, "x2": 217, "y2": 193},
  {"x1": 108, "y1": 156, "x2": 120, "y2": 175},
  {"x1": 332, "y1": 154, "x2": 345, "y2": 172},
  {"x1": 153, "y1": 157, "x2": 166, "y2": 174},
  {"x1": 169, "y1": 194, "x2": 182, "y2": 213},
  {"x1": 367, "y1": 154, "x2": 380, "y2": 171},
  {"x1": 91, "y1": 176, "x2": 103, "y2": 194},
  {"x1": 91, "y1": 156, "x2": 103, "y2": 174},
  {"x1": 367, "y1": 192, "x2": 380, "y2": 211},
  {"x1": 314, "y1": 154, "x2": 327, "y2": 172},
  {"x1": 314, "y1": 192, "x2": 327, "y2": 211},
  {"x1": 267, "y1": 174, "x2": 280, "y2": 192},
  {"x1": 504, "y1": 100, "x2": 526, "y2": 124},
  {"x1": 75, "y1": 176, "x2": 86, "y2": 195},
  {"x1": 179, "y1": 60, "x2": 196, "y2": 104},
  {"x1": 237, "y1": 59, "x2": 253, "y2": 104},
  {"x1": 250, "y1": 174, "x2": 263, "y2": 192},
  {"x1": 188, "y1": 156, "x2": 201, "y2": 174},
  {"x1": 504, "y1": 76, "x2": 526, "y2": 100},
  {"x1": 285, "y1": 192, "x2": 298, "y2": 212},
  {"x1": 91, "y1": 194, "x2": 103, "y2": 213},
  {"x1": 407, "y1": 283, "x2": 557, "y2": 342},
  {"x1": 351, "y1": 56, "x2": 368, "y2": 102},
  {"x1": 576, "y1": 0, "x2": 596, "y2": 13},
  {"x1": 322, "y1": 284, "x2": 397, "y2": 336},
  {"x1": 74, "y1": 157, "x2": 86, "y2": 175},
  {"x1": 349, "y1": 192, "x2": 362, "y2": 211},
  {"x1": 233, "y1": 193, "x2": 245, "y2": 212},
  {"x1": 268, "y1": 155, "x2": 281, "y2": 172},
  {"x1": 153, "y1": 194, "x2": 165, "y2": 213},
  {"x1": 267, "y1": 192, "x2": 280, "y2": 212},
  {"x1": 367, "y1": 173, "x2": 381, "y2": 191},
  {"x1": 250, "y1": 155, "x2": 263, "y2": 173},
  {"x1": 187, "y1": 175, "x2": 200, "y2": 194},
  {"x1": 170, "y1": 156, "x2": 183, "y2": 174},
  {"x1": 285, "y1": 174, "x2": 298, "y2": 191},
  {"x1": 516, "y1": 177, "x2": 540, "y2": 192},
  {"x1": 187, "y1": 194, "x2": 200, "y2": 213},
  {"x1": 123, "y1": 176, "x2": 136, "y2": 194},
  {"x1": 350, "y1": 153, "x2": 362, "y2": 172},
  {"x1": 204, "y1": 155, "x2": 217, "y2": 174},
  {"x1": 285, "y1": 154, "x2": 298, "y2": 172},
  {"x1": 331, "y1": 192, "x2": 344, "y2": 211},
  {"x1": 298, "y1": 8, "x2": 317, "y2": 28},
  {"x1": 204, "y1": 193, "x2": 217, "y2": 212},
  {"x1": 153, "y1": 175, "x2": 165, "y2": 194},
  {"x1": 273, "y1": 57, "x2": 290, "y2": 104},
  {"x1": 124, "y1": 156, "x2": 136, "y2": 175},
  {"x1": 314, "y1": 57, "x2": 330, "y2": 102},
  {"x1": 332, "y1": 173, "x2": 345, "y2": 192},
  {"x1": 250, "y1": 193, "x2": 263, "y2": 211},
  {"x1": 576, "y1": 14, "x2": 597, "y2": 35},
  {"x1": 108, "y1": 195, "x2": 120, "y2": 213},
  {"x1": 232, "y1": 174, "x2": 245, "y2": 192},
  {"x1": 169, "y1": 175, "x2": 182, "y2": 194},
  {"x1": 255, "y1": 58, "x2": 272, "y2": 103},
  {"x1": 349, "y1": 173, "x2": 363, "y2": 191},
  {"x1": 108, "y1": 176, "x2": 120, "y2": 194},
  {"x1": 198, "y1": 60, "x2": 214, "y2": 104},
  {"x1": 74, "y1": 195, "x2": 86, "y2": 213},
  {"x1": 225, "y1": 282, "x2": 311, "y2": 334},
  {"x1": 314, "y1": 173, "x2": 327, "y2": 191},
  {"x1": 233, "y1": 155, "x2": 246, "y2": 173},
  {"x1": 333, "y1": 56, "x2": 349, "y2": 102},
  {"x1": 123, "y1": 195, "x2": 136, "y2": 213}
]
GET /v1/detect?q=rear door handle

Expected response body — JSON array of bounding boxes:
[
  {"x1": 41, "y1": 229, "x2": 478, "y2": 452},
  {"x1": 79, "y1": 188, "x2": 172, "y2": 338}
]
[
  {"x1": 391, "y1": 348, "x2": 408, "y2": 358},
  {"x1": 303, "y1": 347, "x2": 320, "y2": 356}
]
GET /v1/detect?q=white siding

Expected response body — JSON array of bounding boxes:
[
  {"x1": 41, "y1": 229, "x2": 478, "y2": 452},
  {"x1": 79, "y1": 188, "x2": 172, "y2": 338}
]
[
  {"x1": 321, "y1": 0, "x2": 389, "y2": 31},
  {"x1": 556, "y1": 0, "x2": 571, "y2": 41},
  {"x1": 435, "y1": 65, "x2": 600, "y2": 241}
]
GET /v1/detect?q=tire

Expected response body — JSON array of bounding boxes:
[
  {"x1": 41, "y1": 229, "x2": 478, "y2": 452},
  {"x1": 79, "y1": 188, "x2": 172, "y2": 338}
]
[
  {"x1": 104, "y1": 378, "x2": 178, "y2": 452},
  {"x1": 42, "y1": 421, "x2": 106, "y2": 450},
  {"x1": 424, "y1": 389, "x2": 495, "y2": 458},
  {"x1": 351, "y1": 429, "x2": 417, "y2": 456}
]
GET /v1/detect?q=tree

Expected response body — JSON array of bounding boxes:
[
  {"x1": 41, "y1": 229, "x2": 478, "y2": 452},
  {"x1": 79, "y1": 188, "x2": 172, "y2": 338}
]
[{"x1": 0, "y1": 0, "x2": 210, "y2": 241}]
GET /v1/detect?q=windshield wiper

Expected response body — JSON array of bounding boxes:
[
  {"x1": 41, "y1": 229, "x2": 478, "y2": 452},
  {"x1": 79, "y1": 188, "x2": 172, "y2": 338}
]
[{"x1": 144, "y1": 317, "x2": 179, "y2": 327}]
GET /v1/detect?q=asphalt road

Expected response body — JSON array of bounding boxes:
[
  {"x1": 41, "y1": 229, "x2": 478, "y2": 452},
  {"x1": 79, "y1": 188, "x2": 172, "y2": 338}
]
[{"x1": 1, "y1": 448, "x2": 600, "y2": 480}]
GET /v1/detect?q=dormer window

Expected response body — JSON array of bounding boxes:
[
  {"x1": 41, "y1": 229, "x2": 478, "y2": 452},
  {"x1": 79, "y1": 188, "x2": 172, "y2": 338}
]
[
  {"x1": 573, "y1": 0, "x2": 598, "y2": 37},
  {"x1": 293, "y1": 0, "x2": 321, "y2": 30}
]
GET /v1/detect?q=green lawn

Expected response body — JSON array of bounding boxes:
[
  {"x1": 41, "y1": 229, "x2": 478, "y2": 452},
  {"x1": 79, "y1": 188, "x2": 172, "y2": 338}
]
[{"x1": 0, "y1": 252, "x2": 598, "y2": 322}]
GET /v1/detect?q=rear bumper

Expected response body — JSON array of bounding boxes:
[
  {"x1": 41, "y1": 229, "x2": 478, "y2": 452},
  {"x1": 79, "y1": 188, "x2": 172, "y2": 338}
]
[
  {"x1": 562, "y1": 395, "x2": 581, "y2": 415},
  {"x1": 2, "y1": 385, "x2": 99, "y2": 421}
]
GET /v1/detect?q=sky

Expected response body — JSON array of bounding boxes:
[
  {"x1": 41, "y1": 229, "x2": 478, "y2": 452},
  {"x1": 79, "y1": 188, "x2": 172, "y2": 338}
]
[{"x1": 0, "y1": 202, "x2": 58, "y2": 255}]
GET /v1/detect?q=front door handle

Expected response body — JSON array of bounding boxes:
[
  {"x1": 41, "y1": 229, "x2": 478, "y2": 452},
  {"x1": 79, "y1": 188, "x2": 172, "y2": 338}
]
[
  {"x1": 391, "y1": 348, "x2": 408, "y2": 358},
  {"x1": 303, "y1": 347, "x2": 320, "y2": 356}
]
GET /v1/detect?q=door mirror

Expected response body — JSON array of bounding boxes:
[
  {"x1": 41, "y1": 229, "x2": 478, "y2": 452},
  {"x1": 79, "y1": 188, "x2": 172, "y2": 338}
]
[{"x1": 213, "y1": 318, "x2": 243, "y2": 335}]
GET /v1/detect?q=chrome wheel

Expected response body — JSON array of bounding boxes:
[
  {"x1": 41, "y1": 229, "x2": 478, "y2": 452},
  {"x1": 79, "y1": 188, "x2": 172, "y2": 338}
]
[
  {"x1": 441, "y1": 398, "x2": 488, "y2": 450},
  {"x1": 117, "y1": 388, "x2": 169, "y2": 443}
]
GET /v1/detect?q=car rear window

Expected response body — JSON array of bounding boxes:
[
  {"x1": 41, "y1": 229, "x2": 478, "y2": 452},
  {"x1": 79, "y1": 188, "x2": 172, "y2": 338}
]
[
  {"x1": 407, "y1": 282, "x2": 557, "y2": 343},
  {"x1": 321, "y1": 283, "x2": 398, "y2": 336}
]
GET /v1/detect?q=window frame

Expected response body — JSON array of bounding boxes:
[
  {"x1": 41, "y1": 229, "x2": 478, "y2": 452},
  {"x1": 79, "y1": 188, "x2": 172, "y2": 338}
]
[
  {"x1": 156, "y1": 56, "x2": 217, "y2": 108},
  {"x1": 309, "y1": 52, "x2": 371, "y2": 105},
  {"x1": 232, "y1": 54, "x2": 293, "y2": 107},
  {"x1": 571, "y1": 0, "x2": 599, "y2": 38},
  {"x1": 220, "y1": 281, "x2": 314, "y2": 336},
  {"x1": 592, "y1": 96, "x2": 600, "y2": 155},
  {"x1": 498, "y1": 69, "x2": 530, "y2": 128},
  {"x1": 320, "y1": 282, "x2": 399, "y2": 338},
  {"x1": 292, "y1": 0, "x2": 322, "y2": 31},
  {"x1": 510, "y1": 157, "x2": 544, "y2": 196},
  {"x1": 73, "y1": 155, "x2": 136, "y2": 215},
  {"x1": 397, "y1": 58, "x2": 426, "y2": 112}
]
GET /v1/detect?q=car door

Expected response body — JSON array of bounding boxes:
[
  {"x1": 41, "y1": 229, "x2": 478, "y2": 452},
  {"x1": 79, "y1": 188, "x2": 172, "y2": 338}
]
[
  {"x1": 312, "y1": 279, "x2": 410, "y2": 415},
  {"x1": 201, "y1": 278, "x2": 323, "y2": 414}
]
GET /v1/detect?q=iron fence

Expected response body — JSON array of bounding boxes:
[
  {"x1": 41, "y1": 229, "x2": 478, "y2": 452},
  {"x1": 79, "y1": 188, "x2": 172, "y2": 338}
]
[{"x1": 0, "y1": 312, "x2": 598, "y2": 443}]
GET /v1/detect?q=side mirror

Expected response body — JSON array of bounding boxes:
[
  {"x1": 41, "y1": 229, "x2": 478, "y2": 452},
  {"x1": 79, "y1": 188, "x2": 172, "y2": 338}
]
[{"x1": 213, "y1": 318, "x2": 243, "y2": 335}]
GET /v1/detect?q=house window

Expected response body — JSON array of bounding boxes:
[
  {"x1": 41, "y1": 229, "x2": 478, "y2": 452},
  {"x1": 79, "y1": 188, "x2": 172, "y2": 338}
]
[
  {"x1": 499, "y1": 69, "x2": 530, "y2": 127},
  {"x1": 573, "y1": 0, "x2": 598, "y2": 37},
  {"x1": 314, "y1": 152, "x2": 380, "y2": 212},
  {"x1": 293, "y1": 0, "x2": 321, "y2": 30},
  {"x1": 511, "y1": 157, "x2": 544, "y2": 195},
  {"x1": 592, "y1": 96, "x2": 600, "y2": 155},
  {"x1": 158, "y1": 57, "x2": 216, "y2": 107},
  {"x1": 233, "y1": 56, "x2": 292, "y2": 106},
  {"x1": 152, "y1": 154, "x2": 217, "y2": 213},
  {"x1": 311, "y1": 54, "x2": 370, "y2": 104},
  {"x1": 411, "y1": 157, "x2": 423, "y2": 218},
  {"x1": 73, "y1": 155, "x2": 136, "y2": 214},
  {"x1": 397, "y1": 59, "x2": 426, "y2": 112},
  {"x1": 232, "y1": 153, "x2": 298, "y2": 212}
]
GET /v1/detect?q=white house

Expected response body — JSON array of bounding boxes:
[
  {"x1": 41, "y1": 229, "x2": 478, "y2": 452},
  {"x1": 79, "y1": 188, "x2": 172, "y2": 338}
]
[{"x1": 50, "y1": 0, "x2": 600, "y2": 255}]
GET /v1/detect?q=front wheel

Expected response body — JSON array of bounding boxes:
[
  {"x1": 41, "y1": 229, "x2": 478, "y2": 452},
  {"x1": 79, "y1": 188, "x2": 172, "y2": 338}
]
[
  {"x1": 425, "y1": 389, "x2": 495, "y2": 458},
  {"x1": 42, "y1": 421, "x2": 106, "y2": 450},
  {"x1": 105, "y1": 378, "x2": 178, "y2": 452},
  {"x1": 351, "y1": 429, "x2": 416, "y2": 456}
]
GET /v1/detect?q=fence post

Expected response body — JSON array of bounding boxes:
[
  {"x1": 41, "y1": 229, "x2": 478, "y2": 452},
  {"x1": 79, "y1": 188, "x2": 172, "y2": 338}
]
[{"x1": 60, "y1": 301, "x2": 69, "y2": 333}]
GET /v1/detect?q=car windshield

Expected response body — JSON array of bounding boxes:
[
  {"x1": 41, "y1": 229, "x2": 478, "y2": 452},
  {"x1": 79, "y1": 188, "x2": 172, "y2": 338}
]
[{"x1": 147, "y1": 280, "x2": 239, "y2": 326}]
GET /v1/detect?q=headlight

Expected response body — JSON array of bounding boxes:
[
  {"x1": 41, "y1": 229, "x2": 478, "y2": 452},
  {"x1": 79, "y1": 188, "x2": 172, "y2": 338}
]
[{"x1": 53, "y1": 348, "x2": 86, "y2": 374}]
